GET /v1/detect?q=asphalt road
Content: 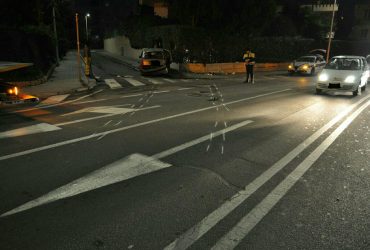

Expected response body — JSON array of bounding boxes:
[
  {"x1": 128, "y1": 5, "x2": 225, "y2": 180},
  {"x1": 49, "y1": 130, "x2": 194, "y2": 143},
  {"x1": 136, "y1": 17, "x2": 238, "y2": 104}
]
[{"x1": 0, "y1": 55, "x2": 369, "y2": 250}]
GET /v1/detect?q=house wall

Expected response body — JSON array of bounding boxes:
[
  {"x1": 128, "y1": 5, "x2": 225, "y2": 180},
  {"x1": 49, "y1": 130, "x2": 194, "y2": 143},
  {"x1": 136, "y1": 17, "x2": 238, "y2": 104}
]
[{"x1": 103, "y1": 36, "x2": 142, "y2": 60}]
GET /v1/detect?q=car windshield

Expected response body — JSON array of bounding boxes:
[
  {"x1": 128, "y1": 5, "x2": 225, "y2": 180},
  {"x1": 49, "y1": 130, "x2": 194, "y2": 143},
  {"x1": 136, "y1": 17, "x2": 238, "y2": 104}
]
[
  {"x1": 297, "y1": 57, "x2": 315, "y2": 62},
  {"x1": 325, "y1": 58, "x2": 361, "y2": 70},
  {"x1": 143, "y1": 51, "x2": 164, "y2": 59}
]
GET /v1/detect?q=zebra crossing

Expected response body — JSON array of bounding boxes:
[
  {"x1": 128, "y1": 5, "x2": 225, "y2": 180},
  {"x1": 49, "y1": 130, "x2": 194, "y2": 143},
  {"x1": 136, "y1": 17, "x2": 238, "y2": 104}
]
[{"x1": 103, "y1": 76, "x2": 192, "y2": 89}]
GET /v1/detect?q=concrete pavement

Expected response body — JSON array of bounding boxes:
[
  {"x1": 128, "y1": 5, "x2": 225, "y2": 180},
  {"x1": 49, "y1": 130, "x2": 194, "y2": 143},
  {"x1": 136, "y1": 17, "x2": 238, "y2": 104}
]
[{"x1": 23, "y1": 51, "x2": 96, "y2": 99}]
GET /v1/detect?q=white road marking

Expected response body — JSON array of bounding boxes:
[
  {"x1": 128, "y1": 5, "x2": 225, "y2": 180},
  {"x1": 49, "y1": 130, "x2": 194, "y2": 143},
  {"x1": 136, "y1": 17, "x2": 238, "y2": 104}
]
[
  {"x1": 0, "y1": 89, "x2": 290, "y2": 161},
  {"x1": 1, "y1": 120, "x2": 253, "y2": 217},
  {"x1": 180, "y1": 79, "x2": 190, "y2": 82},
  {"x1": 120, "y1": 94, "x2": 143, "y2": 99},
  {"x1": 38, "y1": 94, "x2": 69, "y2": 105},
  {"x1": 105, "y1": 79, "x2": 122, "y2": 89},
  {"x1": 211, "y1": 100, "x2": 370, "y2": 250},
  {"x1": 0, "y1": 154, "x2": 171, "y2": 217},
  {"x1": 164, "y1": 95, "x2": 370, "y2": 250},
  {"x1": 153, "y1": 90, "x2": 170, "y2": 94},
  {"x1": 162, "y1": 78, "x2": 176, "y2": 83},
  {"x1": 74, "y1": 99, "x2": 108, "y2": 105},
  {"x1": 56, "y1": 105, "x2": 160, "y2": 126},
  {"x1": 124, "y1": 78, "x2": 145, "y2": 86},
  {"x1": 144, "y1": 78, "x2": 163, "y2": 85},
  {"x1": 178, "y1": 88, "x2": 193, "y2": 91},
  {"x1": 62, "y1": 104, "x2": 132, "y2": 116},
  {"x1": 12, "y1": 90, "x2": 104, "y2": 113},
  {"x1": 0, "y1": 123, "x2": 61, "y2": 139}
]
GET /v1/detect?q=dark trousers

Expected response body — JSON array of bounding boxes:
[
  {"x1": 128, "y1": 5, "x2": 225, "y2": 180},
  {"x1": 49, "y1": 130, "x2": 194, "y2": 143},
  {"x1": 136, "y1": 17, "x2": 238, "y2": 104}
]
[{"x1": 246, "y1": 65, "x2": 254, "y2": 82}]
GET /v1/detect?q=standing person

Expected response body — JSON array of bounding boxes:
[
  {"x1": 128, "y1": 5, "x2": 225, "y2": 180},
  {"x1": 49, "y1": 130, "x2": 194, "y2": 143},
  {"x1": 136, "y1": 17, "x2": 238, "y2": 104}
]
[{"x1": 243, "y1": 48, "x2": 256, "y2": 83}]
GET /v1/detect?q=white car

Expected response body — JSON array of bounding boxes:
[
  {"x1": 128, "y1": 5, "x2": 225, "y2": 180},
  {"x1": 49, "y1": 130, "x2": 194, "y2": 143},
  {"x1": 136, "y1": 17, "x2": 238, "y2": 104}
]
[
  {"x1": 316, "y1": 56, "x2": 369, "y2": 96},
  {"x1": 288, "y1": 55, "x2": 326, "y2": 75}
]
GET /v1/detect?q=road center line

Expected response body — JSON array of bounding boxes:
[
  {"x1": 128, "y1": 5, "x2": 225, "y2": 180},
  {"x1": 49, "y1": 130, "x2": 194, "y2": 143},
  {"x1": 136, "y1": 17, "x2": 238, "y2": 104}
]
[
  {"x1": 0, "y1": 89, "x2": 290, "y2": 161},
  {"x1": 212, "y1": 100, "x2": 370, "y2": 250},
  {"x1": 163, "y1": 95, "x2": 370, "y2": 250}
]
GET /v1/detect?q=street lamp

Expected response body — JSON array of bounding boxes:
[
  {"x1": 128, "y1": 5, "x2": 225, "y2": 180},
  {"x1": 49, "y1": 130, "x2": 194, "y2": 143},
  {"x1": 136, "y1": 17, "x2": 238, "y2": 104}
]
[{"x1": 85, "y1": 13, "x2": 90, "y2": 42}]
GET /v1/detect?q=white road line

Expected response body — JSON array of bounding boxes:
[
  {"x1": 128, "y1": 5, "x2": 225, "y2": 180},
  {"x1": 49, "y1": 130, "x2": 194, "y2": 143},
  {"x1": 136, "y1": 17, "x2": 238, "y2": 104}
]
[
  {"x1": 178, "y1": 88, "x2": 193, "y2": 91},
  {"x1": 153, "y1": 90, "x2": 170, "y2": 94},
  {"x1": 162, "y1": 78, "x2": 176, "y2": 83},
  {"x1": 0, "y1": 123, "x2": 61, "y2": 139},
  {"x1": 153, "y1": 120, "x2": 253, "y2": 159},
  {"x1": 180, "y1": 79, "x2": 190, "y2": 82},
  {"x1": 120, "y1": 94, "x2": 143, "y2": 99},
  {"x1": 164, "y1": 95, "x2": 370, "y2": 250},
  {"x1": 104, "y1": 79, "x2": 122, "y2": 89},
  {"x1": 211, "y1": 99, "x2": 370, "y2": 250},
  {"x1": 144, "y1": 78, "x2": 163, "y2": 85},
  {"x1": 124, "y1": 78, "x2": 145, "y2": 86},
  {"x1": 56, "y1": 105, "x2": 160, "y2": 126},
  {"x1": 11, "y1": 90, "x2": 104, "y2": 113},
  {"x1": 74, "y1": 99, "x2": 108, "y2": 105},
  {"x1": 0, "y1": 89, "x2": 290, "y2": 161},
  {"x1": 1, "y1": 120, "x2": 253, "y2": 217},
  {"x1": 38, "y1": 94, "x2": 70, "y2": 105}
]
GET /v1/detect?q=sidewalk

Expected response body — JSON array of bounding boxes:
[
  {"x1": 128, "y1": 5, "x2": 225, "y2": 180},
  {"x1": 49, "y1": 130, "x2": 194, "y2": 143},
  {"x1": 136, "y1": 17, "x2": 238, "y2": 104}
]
[{"x1": 24, "y1": 51, "x2": 96, "y2": 99}]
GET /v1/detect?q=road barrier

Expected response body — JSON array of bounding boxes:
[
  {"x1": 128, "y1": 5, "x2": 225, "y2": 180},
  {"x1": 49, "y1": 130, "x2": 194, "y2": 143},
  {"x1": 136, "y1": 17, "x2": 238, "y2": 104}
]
[{"x1": 184, "y1": 62, "x2": 290, "y2": 74}]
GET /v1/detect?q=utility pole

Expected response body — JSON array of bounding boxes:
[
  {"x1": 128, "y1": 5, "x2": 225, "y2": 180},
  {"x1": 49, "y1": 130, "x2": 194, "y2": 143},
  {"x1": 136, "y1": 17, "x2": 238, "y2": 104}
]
[
  {"x1": 52, "y1": 4, "x2": 60, "y2": 65},
  {"x1": 75, "y1": 13, "x2": 81, "y2": 81},
  {"x1": 326, "y1": 0, "x2": 337, "y2": 62},
  {"x1": 85, "y1": 13, "x2": 90, "y2": 43}
]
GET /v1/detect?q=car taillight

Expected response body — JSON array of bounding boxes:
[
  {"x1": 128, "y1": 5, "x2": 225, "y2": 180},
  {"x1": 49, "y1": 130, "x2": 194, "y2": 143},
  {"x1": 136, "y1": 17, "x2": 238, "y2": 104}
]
[{"x1": 142, "y1": 60, "x2": 151, "y2": 66}]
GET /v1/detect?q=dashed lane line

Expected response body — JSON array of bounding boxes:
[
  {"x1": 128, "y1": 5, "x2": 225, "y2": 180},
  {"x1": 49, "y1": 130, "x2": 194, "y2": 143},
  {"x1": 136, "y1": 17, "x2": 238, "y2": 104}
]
[
  {"x1": 38, "y1": 94, "x2": 70, "y2": 106},
  {"x1": 0, "y1": 123, "x2": 61, "y2": 139},
  {"x1": 162, "y1": 78, "x2": 176, "y2": 83},
  {"x1": 0, "y1": 89, "x2": 291, "y2": 161}
]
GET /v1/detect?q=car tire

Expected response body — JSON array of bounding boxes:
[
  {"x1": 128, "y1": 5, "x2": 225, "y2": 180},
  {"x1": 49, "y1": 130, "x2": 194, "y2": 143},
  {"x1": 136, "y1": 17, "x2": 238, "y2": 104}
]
[
  {"x1": 353, "y1": 86, "x2": 359, "y2": 96},
  {"x1": 316, "y1": 88, "x2": 322, "y2": 94}
]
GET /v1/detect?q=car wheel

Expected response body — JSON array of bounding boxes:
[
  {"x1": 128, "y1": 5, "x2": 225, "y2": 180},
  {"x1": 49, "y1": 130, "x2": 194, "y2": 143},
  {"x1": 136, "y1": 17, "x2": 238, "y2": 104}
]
[
  {"x1": 353, "y1": 86, "x2": 360, "y2": 96},
  {"x1": 311, "y1": 67, "x2": 316, "y2": 76},
  {"x1": 316, "y1": 88, "x2": 322, "y2": 94}
]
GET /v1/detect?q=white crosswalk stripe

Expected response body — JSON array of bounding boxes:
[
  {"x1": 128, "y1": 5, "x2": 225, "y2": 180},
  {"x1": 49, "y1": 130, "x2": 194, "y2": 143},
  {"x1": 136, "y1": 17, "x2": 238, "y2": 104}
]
[
  {"x1": 143, "y1": 78, "x2": 163, "y2": 85},
  {"x1": 105, "y1": 79, "x2": 122, "y2": 89},
  {"x1": 162, "y1": 78, "x2": 176, "y2": 83},
  {"x1": 38, "y1": 94, "x2": 69, "y2": 106},
  {"x1": 124, "y1": 78, "x2": 145, "y2": 86}
]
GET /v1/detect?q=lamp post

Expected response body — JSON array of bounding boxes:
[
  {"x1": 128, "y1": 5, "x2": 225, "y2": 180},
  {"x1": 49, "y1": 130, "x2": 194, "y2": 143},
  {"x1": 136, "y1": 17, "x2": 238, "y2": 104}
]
[
  {"x1": 326, "y1": 0, "x2": 337, "y2": 63},
  {"x1": 52, "y1": 5, "x2": 60, "y2": 65},
  {"x1": 85, "y1": 13, "x2": 90, "y2": 42}
]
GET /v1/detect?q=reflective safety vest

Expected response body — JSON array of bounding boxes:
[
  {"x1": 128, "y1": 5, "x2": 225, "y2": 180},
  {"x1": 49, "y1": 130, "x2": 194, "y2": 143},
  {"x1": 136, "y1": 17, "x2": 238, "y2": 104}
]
[{"x1": 243, "y1": 52, "x2": 255, "y2": 65}]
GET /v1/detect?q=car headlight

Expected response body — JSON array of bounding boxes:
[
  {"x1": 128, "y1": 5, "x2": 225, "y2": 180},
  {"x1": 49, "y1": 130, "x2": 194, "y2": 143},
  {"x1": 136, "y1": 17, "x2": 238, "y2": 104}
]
[
  {"x1": 318, "y1": 74, "x2": 329, "y2": 82},
  {"x1": 344, "y1": 75, "x2": 356, "y2": 84},
  {"x1": 301, "y1": 64, "x2": 309, "y2": 70},
  {"x1": 288, "y1": 64, "x2": 293, "y2": 69}
]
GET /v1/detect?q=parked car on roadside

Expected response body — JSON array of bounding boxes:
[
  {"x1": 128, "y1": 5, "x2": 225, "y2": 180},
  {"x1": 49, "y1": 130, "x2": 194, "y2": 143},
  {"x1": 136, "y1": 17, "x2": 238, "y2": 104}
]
[
  {"x1": 0, "y1": 81, "x2": 19, "y2": 101},
  {"x1": 288, "y1": 54, "x2": 326, "y2": 75},
  {"x1": 316, "y1": 55, "x2": 369, "y2": 96},
  {"x1": 139, "y1": 48, "x2": 172, "y2": 76}
]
